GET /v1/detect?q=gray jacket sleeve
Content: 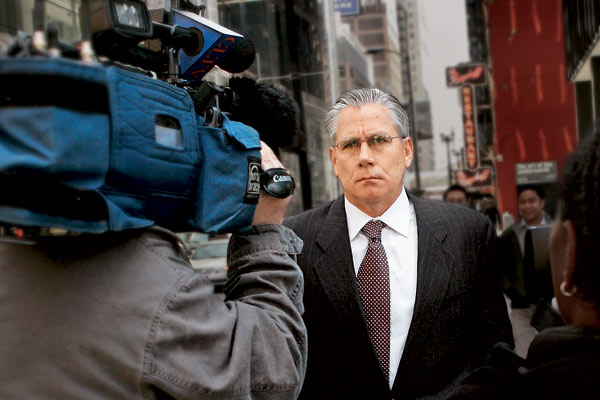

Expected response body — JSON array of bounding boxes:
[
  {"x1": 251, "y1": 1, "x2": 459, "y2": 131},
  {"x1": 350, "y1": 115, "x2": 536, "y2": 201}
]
[{"x1": 144, "y1": 225, "x2": 307, "y2": 399}]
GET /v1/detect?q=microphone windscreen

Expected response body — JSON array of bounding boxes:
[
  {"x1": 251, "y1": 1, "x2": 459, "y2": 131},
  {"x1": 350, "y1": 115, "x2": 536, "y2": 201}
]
[
  {"x1": 227, "y1": 77, "x2": 299, "y2": 150},
  {"x1": 217, "y1": 37, "x2": 256, "y2": 74}
]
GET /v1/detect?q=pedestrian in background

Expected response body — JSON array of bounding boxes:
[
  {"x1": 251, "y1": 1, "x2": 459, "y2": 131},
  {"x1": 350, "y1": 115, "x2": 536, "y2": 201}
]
[
  {"x1": 482, "y1": 196, "x2": 502, "y2": 232},
  {"x1": 500, "y1": 185, "x2": 553, "y2": 357},
  {"x1": 443, "y1": 184, "x2": 469, "y2": 206}
]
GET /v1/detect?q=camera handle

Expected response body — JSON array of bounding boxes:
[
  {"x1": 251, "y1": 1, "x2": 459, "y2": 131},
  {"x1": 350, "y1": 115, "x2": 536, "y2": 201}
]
[{"x1": 204, "y1": 106, "x2": 223, "y2": 128}]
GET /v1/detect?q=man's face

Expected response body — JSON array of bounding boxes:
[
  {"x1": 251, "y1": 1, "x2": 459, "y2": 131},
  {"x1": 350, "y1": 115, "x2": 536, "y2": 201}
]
[
  {"x1": 518, "y1": 189, "x2": 545, "y2": 225},
  {"x1": 329, "y1": 103, "x2": 413, "y2": 216},
  {"x1": 445, "y1": 190, "x2": 468, "y2": 206}
]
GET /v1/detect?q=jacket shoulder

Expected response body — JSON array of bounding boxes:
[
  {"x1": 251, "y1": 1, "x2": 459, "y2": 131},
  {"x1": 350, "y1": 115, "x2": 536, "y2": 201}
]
[
  {"x1": 413, "y1": 196, "x2": 490, "y2": 228},
  {"x1": 284, "y1": 199, "x2": 337, "y2": 236},
  {"x1": 500, "y1": 221, "x2": 520, "y2": 240}
]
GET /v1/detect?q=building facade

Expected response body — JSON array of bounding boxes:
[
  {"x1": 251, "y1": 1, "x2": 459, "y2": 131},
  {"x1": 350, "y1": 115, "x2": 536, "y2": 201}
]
[
  {"x1": 563, "y1": 0, "x2": 600, "y2": 141},
  {"x1": 397, "y1": 0, "x2": 435, "y2": 174},
  {"x1": 481, "y1": 0, "x2": 578, "y2": 218},
  {"x1": 337, "y1": 20, "x2": 374, "y2": 92},
  {"x1": 343, "y1": 0, "x2": 402, "y2": 96},
  {"x1": 0, "y1": 0, "x2": 81, "y2": 41}
]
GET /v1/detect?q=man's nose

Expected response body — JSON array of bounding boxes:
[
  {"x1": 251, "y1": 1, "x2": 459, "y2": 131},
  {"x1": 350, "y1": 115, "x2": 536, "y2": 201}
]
[{"x1": 358, "y1": 141, "x2": 374, "y2": 166}]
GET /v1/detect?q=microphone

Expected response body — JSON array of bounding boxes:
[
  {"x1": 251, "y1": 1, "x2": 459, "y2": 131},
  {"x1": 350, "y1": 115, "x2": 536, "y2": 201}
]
[
  {"x1": 172, "y1": 9, "x2": 248, "y2": 81},
  {"x1": 217, "y1": 36, "x2": 256, "y2": 74},
  {"x1": 226, "y1": 77, "x2": 299, "y2": 151}
]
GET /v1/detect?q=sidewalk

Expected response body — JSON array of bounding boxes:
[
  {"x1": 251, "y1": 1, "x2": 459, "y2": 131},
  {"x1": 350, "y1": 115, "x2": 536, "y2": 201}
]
[{"x1": 504, "y1": 295, "x2": 537, "y2": 358}]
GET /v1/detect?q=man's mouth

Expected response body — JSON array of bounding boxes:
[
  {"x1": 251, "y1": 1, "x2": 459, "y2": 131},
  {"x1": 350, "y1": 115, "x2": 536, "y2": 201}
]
[{"x1": 358, "y1": 176, "x2": 381, "y2": 182}]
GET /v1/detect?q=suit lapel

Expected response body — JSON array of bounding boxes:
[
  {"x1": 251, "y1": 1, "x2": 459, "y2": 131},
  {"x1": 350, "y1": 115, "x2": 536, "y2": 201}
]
[
  {"x1": 313, "y1": 198, "x2": 366, "y2": 327},
  {"x1": 312, "y1": 197, "x2": 389, "y2": 388},
  {"x1": 393, "y1": 195, "x2": 453, "y2": 390}
]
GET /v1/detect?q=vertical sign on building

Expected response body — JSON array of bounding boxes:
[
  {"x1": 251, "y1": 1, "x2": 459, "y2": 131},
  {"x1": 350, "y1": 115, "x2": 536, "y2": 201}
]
[
  {"x1": 446, "y1": 63, "x2": 487, "y2": 171},
  {"x1": 461, "y1": 85, "x2": 478, "y2": 169}
]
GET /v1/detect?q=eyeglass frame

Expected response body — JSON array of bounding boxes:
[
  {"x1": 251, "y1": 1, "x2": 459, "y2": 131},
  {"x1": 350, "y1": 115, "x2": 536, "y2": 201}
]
[{"x1": 330, "y1": 134, "x2": 404, "y2": 154}]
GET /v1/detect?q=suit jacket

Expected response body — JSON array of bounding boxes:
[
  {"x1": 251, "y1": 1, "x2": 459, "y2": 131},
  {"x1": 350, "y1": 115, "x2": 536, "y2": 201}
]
[
  {"x1": 499, "y1": 225, "x2": 526, "y2": 305},
  {"x1": 284, "y1": 194, "x2": 513, "y2": 399},
  {"x1": 499, "y1": 213, "x2": 553, "y2": 307}
]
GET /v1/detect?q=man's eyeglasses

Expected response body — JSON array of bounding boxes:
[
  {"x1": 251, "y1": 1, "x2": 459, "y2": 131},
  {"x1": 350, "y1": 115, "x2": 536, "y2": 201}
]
[{"x1": 332, "y1": 135, "x2": 402, "y2": 155}]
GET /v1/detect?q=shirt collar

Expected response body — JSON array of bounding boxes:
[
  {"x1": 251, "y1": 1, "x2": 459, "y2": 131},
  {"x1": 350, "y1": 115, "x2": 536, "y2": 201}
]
[
  {"x1": 520, "y1": 213, "x2": 550, "y2": 230},
  {"x1": 345, "y1": 188, "x2": 411, "y2": 241}
]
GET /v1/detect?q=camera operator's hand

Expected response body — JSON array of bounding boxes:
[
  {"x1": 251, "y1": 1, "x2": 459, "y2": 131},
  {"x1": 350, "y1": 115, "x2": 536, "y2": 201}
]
[{"x1": 253, "y1": 141, "x2": 292, "y2": 226}]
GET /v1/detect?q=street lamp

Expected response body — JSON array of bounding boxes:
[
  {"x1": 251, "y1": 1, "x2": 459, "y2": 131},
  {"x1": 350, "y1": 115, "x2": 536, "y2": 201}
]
[
  {"x1": 365, "y1": 46, "x2": 422, "y2": 193},
  {"x1": 452, "y1": 149, "x2": 463, "y2": 169},
  {"x1": 441, "y1": 131, "x2": 454, "y2": 185}
]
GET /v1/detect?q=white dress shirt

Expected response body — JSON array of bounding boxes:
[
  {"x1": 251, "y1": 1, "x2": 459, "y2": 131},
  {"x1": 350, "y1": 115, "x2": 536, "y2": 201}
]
[{"x1": 345, "y1": 188, "x2": 418, "y2": 388}]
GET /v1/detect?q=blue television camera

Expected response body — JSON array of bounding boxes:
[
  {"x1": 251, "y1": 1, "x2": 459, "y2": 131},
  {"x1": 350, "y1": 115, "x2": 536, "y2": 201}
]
[{"x1": 0, "y1": 0, "x2": 294, "y2": 234}]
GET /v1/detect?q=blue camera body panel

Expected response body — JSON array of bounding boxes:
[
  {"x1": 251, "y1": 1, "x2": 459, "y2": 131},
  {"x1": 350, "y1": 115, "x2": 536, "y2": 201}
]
[{"x1": 0, "y1": 58, "x2": 260, "y2": 233}]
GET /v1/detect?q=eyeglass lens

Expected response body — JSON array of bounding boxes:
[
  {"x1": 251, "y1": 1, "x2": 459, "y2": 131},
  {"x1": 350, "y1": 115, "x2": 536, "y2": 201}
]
[{"x1": 335, "y1": 135, "x2": 399, "y2": 153}]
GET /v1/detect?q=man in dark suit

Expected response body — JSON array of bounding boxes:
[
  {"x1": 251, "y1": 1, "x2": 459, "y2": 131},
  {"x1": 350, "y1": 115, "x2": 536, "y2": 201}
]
[{"x1": 285, "y1": 88, "x2": 513, "y2": 399}]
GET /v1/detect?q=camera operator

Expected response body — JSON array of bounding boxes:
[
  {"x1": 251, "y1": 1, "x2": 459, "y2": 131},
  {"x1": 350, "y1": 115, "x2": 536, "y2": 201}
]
[{"x1": 0, "y1": 142, "x2": 307, "y2": 399}]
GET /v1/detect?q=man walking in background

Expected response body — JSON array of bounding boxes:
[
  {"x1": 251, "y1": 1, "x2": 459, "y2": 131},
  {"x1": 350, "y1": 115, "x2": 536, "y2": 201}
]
[
  {"x1": 500, "y1": 185, "x2": 553, "y2": 357},
  {"x1": 443, "y1": 184, "x2": 469, "y2": 206}
]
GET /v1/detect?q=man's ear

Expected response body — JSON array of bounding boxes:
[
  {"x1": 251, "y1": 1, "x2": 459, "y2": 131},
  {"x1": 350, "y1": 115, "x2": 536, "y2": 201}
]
[
  {"x1": 403, "y1": 137, "x2": 414, "y2": 168},
  {"x1": 562, "y1": 219, "x2": 577, "y2": 290}
]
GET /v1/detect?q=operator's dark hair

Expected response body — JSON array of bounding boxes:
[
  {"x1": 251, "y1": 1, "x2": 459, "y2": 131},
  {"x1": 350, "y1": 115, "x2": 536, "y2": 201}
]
[
  {"x1": 559, "y1": 126, "x2": 600, "y2": 307},
  {"x1": 443, "y1": 184, "x2": 467, "y2": 201},
  {"x1": 517, "y1": 184, "x2": 545, "y2": 199}
]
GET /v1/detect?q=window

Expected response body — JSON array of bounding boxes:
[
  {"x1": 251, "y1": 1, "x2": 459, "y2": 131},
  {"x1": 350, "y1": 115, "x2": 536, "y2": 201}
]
[
  {"x1": 358, "y1": 17, "x2": 384, "y2": 30},
  {"x1": 359, "y1": 33, "x2": 385, "y2": 46},
  {"x1": 372, "y1": 52, "x2": 386, "y2": 62},
  {"x1": 374, "y1": 65, "x2": 387, "y2": 77}
]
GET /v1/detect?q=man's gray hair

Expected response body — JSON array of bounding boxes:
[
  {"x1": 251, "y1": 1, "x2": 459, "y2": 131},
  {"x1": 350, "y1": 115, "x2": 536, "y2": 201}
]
[{"x1": 324, "y1": 88, "x2": 409, "y2": 142}]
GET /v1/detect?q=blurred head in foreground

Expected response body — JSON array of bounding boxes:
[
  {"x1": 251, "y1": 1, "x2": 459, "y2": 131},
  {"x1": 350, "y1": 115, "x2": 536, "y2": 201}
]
[{"x1": 551, "y1": 129, "x2": 600, "y2": 329}]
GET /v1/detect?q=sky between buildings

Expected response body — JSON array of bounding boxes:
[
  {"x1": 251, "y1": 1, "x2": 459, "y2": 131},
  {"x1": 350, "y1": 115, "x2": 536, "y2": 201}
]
[{"x1": 418, "y1": 0, "x2": 470, "y2": 172}]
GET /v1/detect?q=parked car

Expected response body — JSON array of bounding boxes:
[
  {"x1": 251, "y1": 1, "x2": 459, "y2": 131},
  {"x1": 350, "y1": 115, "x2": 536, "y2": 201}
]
[
  {"x1": 177, "y1": 232, "x2": 210, "y2": 256},
  {"x1": 190, "y1": 237, "x2": 229, "y2": 288}
]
